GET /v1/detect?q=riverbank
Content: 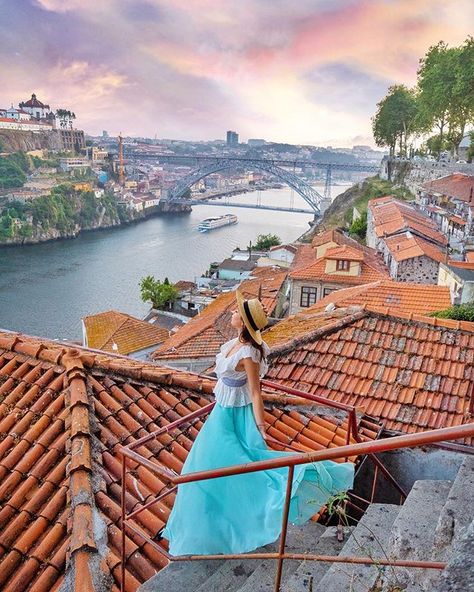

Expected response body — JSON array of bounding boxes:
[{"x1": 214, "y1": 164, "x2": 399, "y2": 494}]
[
  {"x1": 0, "y1": 187, "x2": 313, "y2": 339},
  {"x1": 0, "y1": 181, "x2": 285, "y2": 247}
]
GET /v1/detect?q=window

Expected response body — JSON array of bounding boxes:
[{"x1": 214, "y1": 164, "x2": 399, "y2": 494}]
[
  {"x1": 336, "y1": 259, "x2": 350, "y2": 271},
  {"x1": 300, "y1": 286, "x2": 317, "y2": 307},
  {"x1": 323, "y1": 287, "x2": 334, "y2": 297}
]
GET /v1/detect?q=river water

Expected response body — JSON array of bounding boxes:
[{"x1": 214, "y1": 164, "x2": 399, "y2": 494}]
[{"x1": 0, "y1": 185, "x2": 351, "y2": 340}]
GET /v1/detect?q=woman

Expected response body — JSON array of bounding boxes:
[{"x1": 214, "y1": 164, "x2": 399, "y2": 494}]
[{"x1": 162, "y1": 291, "x2": 354, "y2": 556}]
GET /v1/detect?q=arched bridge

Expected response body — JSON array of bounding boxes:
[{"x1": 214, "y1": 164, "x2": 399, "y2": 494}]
[
  {"x1": 125, "y1": 152, "x2": 381, "y2": 216},
  {"x1": 166, "y1": 158, "x2": 326, "y2": 215}
]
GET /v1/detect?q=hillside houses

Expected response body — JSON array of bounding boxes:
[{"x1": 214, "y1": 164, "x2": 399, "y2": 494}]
[
  {"x1": 420, "y1": 173, "x2": 474, "y2": 249},
  {"x1": 367, "y1": 196, "x2": 448, "y2": 284}
]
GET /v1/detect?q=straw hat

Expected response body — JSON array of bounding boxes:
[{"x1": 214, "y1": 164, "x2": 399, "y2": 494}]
[{"x1": 236, "y1": 290, "x2": 268, "y2": 344}]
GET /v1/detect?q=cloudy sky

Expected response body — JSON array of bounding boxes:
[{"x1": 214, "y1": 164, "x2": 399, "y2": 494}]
[{"x1": 0, "y1": 0, "x2": 472, "y2": 146}]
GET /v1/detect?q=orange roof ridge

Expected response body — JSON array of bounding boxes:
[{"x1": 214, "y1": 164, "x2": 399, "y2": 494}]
[
  {"x1": 268, "y1": 309, "x2": 369, "y2": 356},
  {"x1": 61, "y1": 349, "x2": 106, "y2": 585}
]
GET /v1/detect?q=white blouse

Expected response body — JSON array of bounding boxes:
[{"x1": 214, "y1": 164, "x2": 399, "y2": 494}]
[{"x1": 213, "y1": 338, "x2": 270, "y2": 407}]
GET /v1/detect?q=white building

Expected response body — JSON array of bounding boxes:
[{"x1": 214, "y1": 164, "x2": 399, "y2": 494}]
[{"x1": 19, "y1": 94, "x2": 52, "y2": 120}]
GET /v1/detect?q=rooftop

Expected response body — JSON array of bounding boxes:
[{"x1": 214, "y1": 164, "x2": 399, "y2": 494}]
[
  {"x1": 309, "y1": 280, "x2": 451, "y2": 316},
  {"x1": 384, "y1": 232, "x2": 446, "y2": 264},
  {"x1": 264, "y1": 307, "x2": 474, "y2": 444},
  {"x1": 369, "y1": 198, "x2": 448, "y2": 247},
  {"x1": 82, "y1": 310, "x2": 169, "y2": 355},
  {"x1": 153, "y1": 268, "x2": 288, "y2": 361},
  {"x1": 423, "y1": 173, "x2": 474, "y2": 203},
  {"x1": 0, "y1": 330, "x2": 379, "y2": 592},
  {"x1": 289, "y1": 245, "x2": 389, "y2": 284}
]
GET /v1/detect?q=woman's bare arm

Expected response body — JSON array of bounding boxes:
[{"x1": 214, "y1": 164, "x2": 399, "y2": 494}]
[{"x1": 242, "y1": 357, "x2": 267, "y2": 441}]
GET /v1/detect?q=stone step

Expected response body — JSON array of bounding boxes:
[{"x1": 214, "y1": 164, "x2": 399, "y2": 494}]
[
  {"x1": 379, "y1": 479, "x2": 452, "y2": 592},
  {"x1": 433, "y1": 517, "x2": 474, "y2": 592},
  {"x1": 314, "y1": 503, "x2": 401, "y2": 592},
  {"x1": 137, "y1": 558, "x2": 222, "y2": 592},
  {"x1": 193, "y1": 541, "x2": 280, "y2": 592},
  {"x1": 432, "y1": 456, "x2": 474, "y2": 561},
  {"x1": 282, "y1": 526, "x2": 353, "y2": 592},
  {"x1": 234, "y1": 521, "x2": 326, "y2": 592}
]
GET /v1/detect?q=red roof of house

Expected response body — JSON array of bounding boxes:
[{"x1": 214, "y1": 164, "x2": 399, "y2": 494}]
[
  {"x1": 369, "y1": 198, "x2": 448, "y2": 246},
  {"x1": 289, "y1": 245, "x2": 389, "y2": 285},
  {"x1": 384, "y1": 233, "x2": 446, "y2": 264},
  {"x1": 0, "y1": 330, "x2": 380, "y2": 591},
  {"x1": 423, "y1": 173, "x2": 474, "y2": 203},
  {"x1": 82, "y1": 310, "x2": 169, "y2": 355},
  {"x1": 265, "y1": 307, "x2": 474, "y2": 445},
  {"x1": 309, "y1": 280, "x2": 451, "y2": 316}
]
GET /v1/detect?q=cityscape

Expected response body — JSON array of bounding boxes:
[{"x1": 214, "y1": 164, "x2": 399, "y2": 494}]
[{"x1": 1, "y1": 2, "x2": 474, "y2": 592}]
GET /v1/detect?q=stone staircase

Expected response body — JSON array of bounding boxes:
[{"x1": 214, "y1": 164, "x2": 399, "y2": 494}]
[{"x1": 138, "y1": 457, "x2": 474, "y2": 592}]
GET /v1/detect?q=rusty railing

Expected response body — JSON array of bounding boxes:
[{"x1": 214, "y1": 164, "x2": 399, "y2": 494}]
[{"x1": 118, "y1": 391, "x2": 474, "y2": 592}]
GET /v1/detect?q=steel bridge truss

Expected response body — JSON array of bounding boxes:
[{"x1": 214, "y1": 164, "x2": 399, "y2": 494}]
[{"x1": 167, "y1": 158, "x2": 326, "y2": 215}]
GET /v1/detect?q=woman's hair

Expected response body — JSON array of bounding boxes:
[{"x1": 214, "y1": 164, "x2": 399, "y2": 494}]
[{"x1": 239, "y1": 327, "x2": 266, "y2": 362}]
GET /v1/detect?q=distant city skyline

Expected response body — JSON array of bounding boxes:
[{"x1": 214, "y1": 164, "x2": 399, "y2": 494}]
[{"x1": 1, "y1": 0, "x2": 473, "y2": 147}]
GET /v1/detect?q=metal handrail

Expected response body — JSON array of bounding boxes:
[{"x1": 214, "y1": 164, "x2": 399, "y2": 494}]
[{"x1": 120, "y1": 421, "x2": 474, "y2": 592}]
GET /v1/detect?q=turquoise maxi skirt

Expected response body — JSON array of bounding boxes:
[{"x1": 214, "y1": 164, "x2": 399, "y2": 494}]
[{"x1": 162, "y1": 403, "x2": 354, "y2": 556}]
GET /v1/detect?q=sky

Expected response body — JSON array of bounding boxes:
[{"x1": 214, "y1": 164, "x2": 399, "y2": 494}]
[{"x1": 0, "y1": 0, "x2": 473, "y2": 147}]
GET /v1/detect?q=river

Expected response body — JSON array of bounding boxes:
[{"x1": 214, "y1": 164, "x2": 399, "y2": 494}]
[{"x1": 0, "y1": 184, "x2": 352, "y2": 341}]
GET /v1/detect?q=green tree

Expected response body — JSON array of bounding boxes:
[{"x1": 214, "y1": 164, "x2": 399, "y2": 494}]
[
  {"x1": 432, "y1": 302, "x2": 474, "y2": 322},
  {"x1": 348, "y1": 211, "x2": 367, "y2": 240},
  {"x1": 140, "y1": 275, "x2": 179, "y2": 309},
  {"x1": 417, "y1": 39, "x2": 474, "y2": 155},
  {"x1": 372, "y1": 85, "x2": 419, "y2": 156},
  {"x1": 253, "y1": 233, "x2": 282, "y2": 250}
]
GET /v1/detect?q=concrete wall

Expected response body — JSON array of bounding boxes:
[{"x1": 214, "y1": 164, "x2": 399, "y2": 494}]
[{"x1": 355, "y1": 445, "x2": 470, "y2": 504}]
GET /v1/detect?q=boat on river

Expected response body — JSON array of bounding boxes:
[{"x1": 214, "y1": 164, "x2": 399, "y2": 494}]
[{"x1": 197, "y1": 214, "x2": 238, "y2": 232}]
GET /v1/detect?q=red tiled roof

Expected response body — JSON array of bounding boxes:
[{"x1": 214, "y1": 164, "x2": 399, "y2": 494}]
[
  {"x1": 290, "y1": 244, "x2": 316, "y2": 271},
  {"x1": 323, "y1": 245, "x2": 365, "y2": 262},
  {"x1": 449, "y1": 215, "x2": 466, "y2": 226},
  {"x1": 447, "y1": 260, "x2": 474, "y2": 270},
  {"x1": 384, "y1": 233, "x2": 446, "y2": 264},
  {"x1": 311, "y1": 228, "x2": 374, "y2": 257},
  {"x1": 265, "y1": 307, "x2": 474, "y2": 445},
  {"x1": 0, "y1": 330, "x2": 380, "y2": 591},
  {"x1": 309, "y1": 280, "x2": 451, "y2": 316},
  {"x1": 423, "y1": 173, "x2": 474, "y2": 203},
  {"x1": 82, "y1": 310, "x2": 169, "y2": 355},
  {"x1": 369, "y1": 198, "x2": 448, "y2": 246},
  {"x1": 152, "y1": 268, "x2": 288, "y2": 360},
  {"x1": 289, "y1": 245, "x2": 389, "y2": 284}
]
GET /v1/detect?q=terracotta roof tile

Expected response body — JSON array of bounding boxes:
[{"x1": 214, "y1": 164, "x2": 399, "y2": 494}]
[
  {"x1": 311, "y1": 280, "x2": 451, "y2": 316},
  {"x1": 289, "y1": 245, "x2": 389, "y2": 284},
  {"x1": 369, "y1": 198, "x2": 448, "y2": 246},
  {"x1": 422, "y1": 173, "x2": 474, "y2": 203},
  {"x1": 384, "y1": 233, "x2": 446, "y2": 264},
  {"x1": 82, "y1": 310, "x2": 169, "y2": 355},
  {"x1": 266, "y1": 306, "x2": 474, "y2": 445},
  {"x1": 0, "y1": 328, "x2": 378, "y2": 591}
]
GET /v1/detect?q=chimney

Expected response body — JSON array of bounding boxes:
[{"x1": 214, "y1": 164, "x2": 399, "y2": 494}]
[
  {"x1": 248, "y1": 240, "x2": 252, "y2": 261},
  {"x1": 470, "y1": 187, "x2": 473, "y2": 204}
]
